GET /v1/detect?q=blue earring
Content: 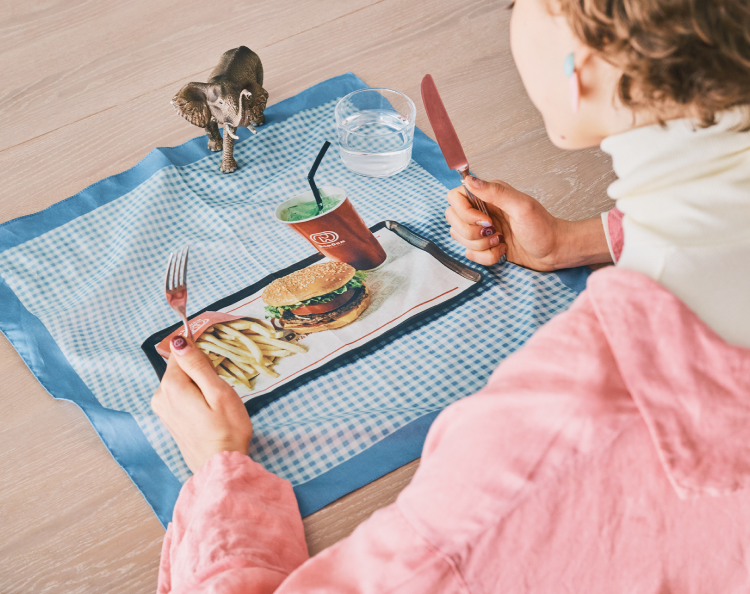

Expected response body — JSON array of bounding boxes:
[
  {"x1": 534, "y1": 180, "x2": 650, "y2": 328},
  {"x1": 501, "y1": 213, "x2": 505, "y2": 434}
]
[{"x1": 564, "y1": 52, "x2": 580, "y2": 114}]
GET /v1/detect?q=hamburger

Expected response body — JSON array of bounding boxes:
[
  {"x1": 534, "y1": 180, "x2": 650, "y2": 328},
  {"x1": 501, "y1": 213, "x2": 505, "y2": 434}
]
[{"x1": 262, "y1": 261, "x2": 370, "y2": 333}]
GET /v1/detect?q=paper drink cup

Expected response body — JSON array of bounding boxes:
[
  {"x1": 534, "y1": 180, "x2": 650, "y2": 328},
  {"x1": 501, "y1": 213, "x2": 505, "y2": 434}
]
[{"x1": 275, "y1": 185, "x2": 387, "y2": 270}]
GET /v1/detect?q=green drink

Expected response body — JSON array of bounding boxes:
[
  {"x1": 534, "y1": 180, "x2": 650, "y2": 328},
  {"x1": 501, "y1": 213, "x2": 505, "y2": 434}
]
[
  {"x1": 281, "y1": 190, "x2": 342, "y2": 222},
  {"x1": 274, "y1": 185, "x2": 387, "y2": 270}
]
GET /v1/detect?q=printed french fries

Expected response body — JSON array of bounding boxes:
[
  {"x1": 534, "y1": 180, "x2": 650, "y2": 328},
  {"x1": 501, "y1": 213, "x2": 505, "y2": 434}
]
[
  {"x1": 226, "y1": 319, "x2": 279, "y2": 338},
  {"x1": 196, "y1": 317, "x2": 305, "y2": 390},
  {"x1": 214, "y1": 323, "x2": 264, "y2": 361},
  {"x1": 250, "y1": 335, "x2": 307, "y2": 354},
  {"x1": 207, "y1": 353, "x2": 226, "y2": 368}
]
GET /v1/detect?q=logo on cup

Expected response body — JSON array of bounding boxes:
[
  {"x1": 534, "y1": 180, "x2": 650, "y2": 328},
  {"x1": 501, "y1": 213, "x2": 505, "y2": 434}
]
[{"x1": 310, "y1": 231, "x2": 339, "y2": 245}]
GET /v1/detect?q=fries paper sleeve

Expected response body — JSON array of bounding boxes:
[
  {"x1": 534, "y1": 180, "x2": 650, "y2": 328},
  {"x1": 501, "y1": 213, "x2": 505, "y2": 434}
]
[{"x1": 155, "y1": 312, "x2": 244, "y2": 359}]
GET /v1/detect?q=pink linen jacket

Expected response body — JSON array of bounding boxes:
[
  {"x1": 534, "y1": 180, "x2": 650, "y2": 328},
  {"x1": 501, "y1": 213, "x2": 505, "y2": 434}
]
[{"x1": 158, "y1": 266, "x2": 750, "y2": 593}]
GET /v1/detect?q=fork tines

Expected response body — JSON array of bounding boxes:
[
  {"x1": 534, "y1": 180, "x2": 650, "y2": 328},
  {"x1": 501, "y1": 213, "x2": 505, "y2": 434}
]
[
  {"x1": 166, "y1": 246, "x2": 190, "y2": 292},
  {"x1": 165, "y1": 245, "x2": 193, "y2": 341}
]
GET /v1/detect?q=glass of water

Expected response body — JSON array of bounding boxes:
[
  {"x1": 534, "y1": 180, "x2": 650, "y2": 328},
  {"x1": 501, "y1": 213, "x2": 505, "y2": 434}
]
[{"x1": 335, "y1": 88, "x2": 416, "y2": 177}]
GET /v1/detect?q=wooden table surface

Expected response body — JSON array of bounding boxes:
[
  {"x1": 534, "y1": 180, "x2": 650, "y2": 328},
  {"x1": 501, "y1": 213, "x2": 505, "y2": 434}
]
[{"x1": 0, "y1": 1, "x2": 616, "y2": 591}]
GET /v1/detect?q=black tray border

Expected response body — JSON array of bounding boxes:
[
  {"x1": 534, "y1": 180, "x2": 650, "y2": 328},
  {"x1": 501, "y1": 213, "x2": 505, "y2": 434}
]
[{"x1": 141, "y1": 221, "x2": 484, "y2": 417}]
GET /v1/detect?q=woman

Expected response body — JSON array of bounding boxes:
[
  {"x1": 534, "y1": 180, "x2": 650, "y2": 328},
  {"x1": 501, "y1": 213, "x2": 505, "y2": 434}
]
[{"x1": 153, "y1": 0, "x2": 750, "y2": 590}]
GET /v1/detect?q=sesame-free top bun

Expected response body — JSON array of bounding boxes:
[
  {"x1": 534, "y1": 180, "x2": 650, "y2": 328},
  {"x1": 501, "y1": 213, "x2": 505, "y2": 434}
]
[{"x1": 262, "y1": 261, "x2": 356, "y2": 306}]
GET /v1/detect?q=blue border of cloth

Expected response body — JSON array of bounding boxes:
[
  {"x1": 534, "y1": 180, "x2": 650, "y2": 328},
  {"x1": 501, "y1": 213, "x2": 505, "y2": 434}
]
[{"x1": 0, "y1": 73, "x2": 589, "y2": 528}]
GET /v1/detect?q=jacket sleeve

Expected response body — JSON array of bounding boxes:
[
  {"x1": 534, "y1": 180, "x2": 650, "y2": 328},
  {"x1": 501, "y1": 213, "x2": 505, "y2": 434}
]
[
  {"x1": 157, "y1": 451, "x2": 309, "y2": 594},
  {"x1": 157, "y1": 450, "x2": 465, "y2": 593}
]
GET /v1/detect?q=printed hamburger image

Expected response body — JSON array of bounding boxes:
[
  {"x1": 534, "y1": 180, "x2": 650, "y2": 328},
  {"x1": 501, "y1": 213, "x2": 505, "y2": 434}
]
[
  {"x1": 262, "y1": 261, "x2": 370, "y2": 333},
  {"x1": 143, "y1": 227, "x2": 482, "y2": 404}
]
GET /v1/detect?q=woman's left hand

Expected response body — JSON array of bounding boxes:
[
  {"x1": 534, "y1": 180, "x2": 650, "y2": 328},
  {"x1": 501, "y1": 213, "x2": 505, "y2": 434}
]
[{"x1": 151, "y1": 335, "x2": 254, "y2": 474}]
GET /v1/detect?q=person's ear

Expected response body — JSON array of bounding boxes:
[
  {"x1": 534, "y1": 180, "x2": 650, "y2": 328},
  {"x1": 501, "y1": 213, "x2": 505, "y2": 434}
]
[{"x1": 565, "y1": 45, "x2": 597, "y2": 114}]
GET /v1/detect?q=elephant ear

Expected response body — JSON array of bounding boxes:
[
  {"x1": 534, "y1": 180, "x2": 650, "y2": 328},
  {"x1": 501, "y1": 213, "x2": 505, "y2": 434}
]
[
  {"x1": 171, "y1": 82, "x2": 211, "y2": 127},
  {"x1": 239, "y1": 84, "x2": 269, "y2": 127}
]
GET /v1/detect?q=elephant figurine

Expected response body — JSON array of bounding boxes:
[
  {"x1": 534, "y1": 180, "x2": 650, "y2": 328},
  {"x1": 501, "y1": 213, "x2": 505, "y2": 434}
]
[{"x1": 171, "y1": 46, "x2": 268, "y2": 173}]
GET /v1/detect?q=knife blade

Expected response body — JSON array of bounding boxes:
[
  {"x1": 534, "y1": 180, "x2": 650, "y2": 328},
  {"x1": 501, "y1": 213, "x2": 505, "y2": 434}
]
[
  {"x1": 420, "y1": 73, "x2": 495, "y2": 227},
  {"x1": 420, "y1": 74, "x2": 470, "y2": 173}
]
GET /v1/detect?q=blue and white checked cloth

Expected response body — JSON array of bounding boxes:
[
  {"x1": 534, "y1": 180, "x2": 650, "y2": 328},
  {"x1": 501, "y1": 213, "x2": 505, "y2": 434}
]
[{"x1": 0, "y1": 74, "x2": 588, "y2": 525}]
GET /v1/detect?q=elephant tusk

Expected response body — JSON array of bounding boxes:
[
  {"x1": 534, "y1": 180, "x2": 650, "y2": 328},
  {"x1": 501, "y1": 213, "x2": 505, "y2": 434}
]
[
  {"x1": 247, "y1": 124, "x2": 257, "y2": 135},
  {"x1": 226, "y1": 127, "x2": 239, "y2": 140}
]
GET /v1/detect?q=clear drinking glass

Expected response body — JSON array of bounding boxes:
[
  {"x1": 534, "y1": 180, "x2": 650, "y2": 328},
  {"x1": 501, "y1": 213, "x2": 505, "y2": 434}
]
[{"x1": 334, "y1": 88, "x2": 416, "y2": 178}]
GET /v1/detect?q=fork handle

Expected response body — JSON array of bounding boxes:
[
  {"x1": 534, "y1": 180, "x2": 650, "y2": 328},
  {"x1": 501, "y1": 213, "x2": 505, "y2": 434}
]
[
  {"x1": 181, "y1": 314, "x2": 194, "y2": 341},
  {"x1": 465, "y1": 186, "x2": 482, "y2": 211},
  {"x1": 459, "y1": 170, "x2": 489, "y2": 216}
]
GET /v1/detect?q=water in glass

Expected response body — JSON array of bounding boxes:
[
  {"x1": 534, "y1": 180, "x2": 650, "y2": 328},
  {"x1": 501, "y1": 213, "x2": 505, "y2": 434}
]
[
  {"x1": 338, "y1": 109, "x2": 412, "y2": 177},
  {"x1": 335, "y1": 89, "x2": 416, "y2": 178}
]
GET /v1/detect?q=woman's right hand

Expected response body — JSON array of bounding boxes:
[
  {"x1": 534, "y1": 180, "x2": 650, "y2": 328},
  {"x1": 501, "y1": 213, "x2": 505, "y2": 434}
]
[{"x1": 446, "y1": 176, "x2": 566, "y2": 271}]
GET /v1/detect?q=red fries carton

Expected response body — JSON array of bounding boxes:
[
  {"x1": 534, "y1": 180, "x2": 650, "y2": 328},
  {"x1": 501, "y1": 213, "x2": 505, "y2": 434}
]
[{"x1": 155, "y1": 311, "x2": 243, "y2": 359}]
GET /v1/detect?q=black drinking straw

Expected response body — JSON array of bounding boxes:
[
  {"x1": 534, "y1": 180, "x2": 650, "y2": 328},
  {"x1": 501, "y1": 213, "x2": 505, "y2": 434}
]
[{"x1": 307, "y1": 141, "x2": 331, "y2": 213}]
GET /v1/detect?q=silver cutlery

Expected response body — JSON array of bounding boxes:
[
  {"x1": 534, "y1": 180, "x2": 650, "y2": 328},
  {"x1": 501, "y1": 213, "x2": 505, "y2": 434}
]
[{"x1": 165, "y1": 246, "x2": 194, "y2": 341}]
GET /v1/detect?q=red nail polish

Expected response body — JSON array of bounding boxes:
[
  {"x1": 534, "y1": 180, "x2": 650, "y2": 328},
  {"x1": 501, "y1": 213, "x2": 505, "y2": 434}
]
[
  {"x1": 480, "y1": 226, "x2": 495, "y2": 237},
  {"x1": 172, "y1": 335, "x2": 189, "y2": 353}
]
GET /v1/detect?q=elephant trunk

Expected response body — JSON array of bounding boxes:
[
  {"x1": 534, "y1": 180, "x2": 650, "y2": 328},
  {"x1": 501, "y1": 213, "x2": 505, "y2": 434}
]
[
  {"x1": 236, "y1": 89, "x2": 258, "y2": 135},
  {"x1": 234, "y1": 90, "x2": 250, "y2": 125},
  {"x1": 223, "y1": 89, "x2": 255, "y2": 139}
]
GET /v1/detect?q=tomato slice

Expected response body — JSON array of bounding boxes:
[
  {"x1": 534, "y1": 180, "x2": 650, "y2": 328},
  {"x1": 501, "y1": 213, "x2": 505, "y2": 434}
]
[{"x1": 291, "y1": 289, "x2": 354, "y2": 315}]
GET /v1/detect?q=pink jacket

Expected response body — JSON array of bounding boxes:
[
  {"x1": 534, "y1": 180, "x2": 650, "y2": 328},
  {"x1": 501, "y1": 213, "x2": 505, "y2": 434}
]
[{"x1": 158, "y1": 266, "x2": 750, "y2": 593}]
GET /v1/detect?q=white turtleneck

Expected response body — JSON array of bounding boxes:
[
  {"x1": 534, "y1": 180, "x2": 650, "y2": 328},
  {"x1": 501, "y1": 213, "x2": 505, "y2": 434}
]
[{"x1": 599, "y1": 108, "x2": 750, "y2": 348}]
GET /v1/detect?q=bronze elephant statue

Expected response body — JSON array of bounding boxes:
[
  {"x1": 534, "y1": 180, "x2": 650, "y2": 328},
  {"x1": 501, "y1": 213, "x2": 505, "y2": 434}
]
[{"x1": 171, "y1": 46, "x2": 268, "y2": 173}]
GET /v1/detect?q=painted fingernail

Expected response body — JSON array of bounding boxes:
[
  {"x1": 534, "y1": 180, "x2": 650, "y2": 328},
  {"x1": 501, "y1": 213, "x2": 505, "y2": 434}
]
[
  {"x1": 467, "y1": 176, "x2": 485, "y2": 188},
  {"x1": 172, "y1": 335, "x2": 191, "y2": 354},
  {"x1": 490, "y1": 235, "x2": 500, "y2": 246},
  {"x1": 480, "y1": 226, "x2": 496, "y2": 237},
  {"x1": 497, "y1": 234, "x2": 505, "y2": 244},
  {"x1": 476, "y1": 220, "x2": 492, "y2": 227}
]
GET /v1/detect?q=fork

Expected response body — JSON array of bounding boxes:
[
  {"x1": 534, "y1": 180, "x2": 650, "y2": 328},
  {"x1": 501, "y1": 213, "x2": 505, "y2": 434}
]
[{"x1": 165, "y1": 246, "x2": 194, "y2": 341}]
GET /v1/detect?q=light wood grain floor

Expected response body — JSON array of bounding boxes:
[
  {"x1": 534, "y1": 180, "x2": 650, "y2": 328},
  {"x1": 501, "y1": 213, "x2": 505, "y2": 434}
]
[{"x1": 0, "y1": 1, "x2": 616, "y2": 591}]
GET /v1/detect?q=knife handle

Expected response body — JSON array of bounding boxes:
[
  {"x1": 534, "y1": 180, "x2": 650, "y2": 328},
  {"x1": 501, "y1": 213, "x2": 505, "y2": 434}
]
[
  {"x1": 459, "y1": 170, "x2": 490, "y2": 218},
  {"x1": 457, "y1": 172, "x2": 506, "y2": 265}
]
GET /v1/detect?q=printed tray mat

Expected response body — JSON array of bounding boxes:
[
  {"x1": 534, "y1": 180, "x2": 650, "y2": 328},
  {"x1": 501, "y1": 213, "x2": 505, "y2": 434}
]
[
  {"x1": 0, "y1": 73, "x2": 590, "y2": 526},
  {"x1": 142, "y1": 221, "x2": 483, "y2": 415}
]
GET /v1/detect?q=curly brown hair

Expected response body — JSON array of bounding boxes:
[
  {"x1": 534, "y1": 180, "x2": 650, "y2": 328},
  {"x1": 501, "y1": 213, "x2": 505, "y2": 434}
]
[{"x1": 557, "y1": 0, "x2": 750, "y2": 129}]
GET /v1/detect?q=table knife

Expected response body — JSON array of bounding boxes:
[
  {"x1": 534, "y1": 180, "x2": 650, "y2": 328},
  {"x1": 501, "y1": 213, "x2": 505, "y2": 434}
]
[
  {"x1": 420, "y1": 74, "x2": 491, "y2": 222},
  {"x1": 385, "y1": 221, "x2": 482, "y2": 282}
]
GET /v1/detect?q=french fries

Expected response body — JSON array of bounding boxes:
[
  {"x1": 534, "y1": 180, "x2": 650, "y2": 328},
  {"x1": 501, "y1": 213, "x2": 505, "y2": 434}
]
[
  {"x1": 195, "y1": 317, "x2": 305, "y2": 390},
  {"x1": 214, "y1": 323, "x2": 264, "y2": 361},
  {"x1": 226, "y1": 319, "x2": 282, "y2": 338},
  {"x1": 207, "y1": 353, "x2": 225, "y2": 368},
  {"x1": 250, "y1": 335, "x2": 307, "y2": 354}
]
